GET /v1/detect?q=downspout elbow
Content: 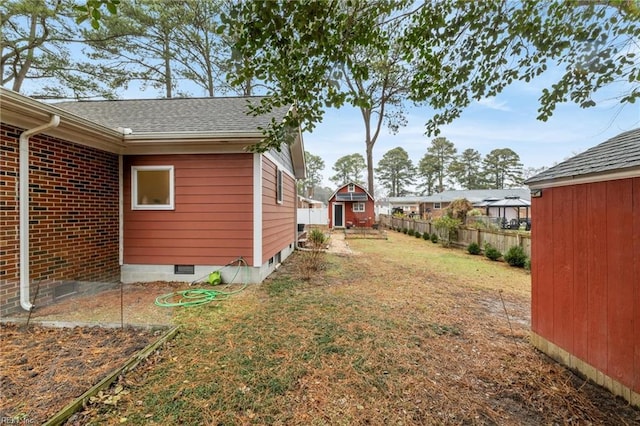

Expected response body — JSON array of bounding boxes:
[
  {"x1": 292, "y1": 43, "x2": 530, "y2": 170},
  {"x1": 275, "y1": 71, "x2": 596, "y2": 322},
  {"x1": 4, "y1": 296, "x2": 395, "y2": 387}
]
[{"x1": 19, "y1": 115, "x2": 60, "y2": 311}]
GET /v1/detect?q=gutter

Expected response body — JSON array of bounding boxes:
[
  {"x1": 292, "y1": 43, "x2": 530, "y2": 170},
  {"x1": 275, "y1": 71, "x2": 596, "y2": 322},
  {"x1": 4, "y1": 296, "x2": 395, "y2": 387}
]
[{"x1": 19, "y1": 115, "x2": 60, "y2": 311}]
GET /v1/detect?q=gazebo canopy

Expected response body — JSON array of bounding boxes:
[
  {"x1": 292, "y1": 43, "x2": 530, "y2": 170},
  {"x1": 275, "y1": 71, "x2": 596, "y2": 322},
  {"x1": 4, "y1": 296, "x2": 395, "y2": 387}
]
[{"x1": 486, "y1": 197, "x2": 531, "y2": 208}]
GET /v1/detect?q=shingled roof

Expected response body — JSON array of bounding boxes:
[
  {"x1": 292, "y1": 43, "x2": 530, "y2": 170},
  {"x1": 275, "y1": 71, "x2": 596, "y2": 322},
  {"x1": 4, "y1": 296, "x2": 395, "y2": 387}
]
[
  {"x1": 525, "y1": 128, "x2": 640, "y2": 186},
  {"x1": 53, "y1": 96, "x2": 292, "y2": 134}
]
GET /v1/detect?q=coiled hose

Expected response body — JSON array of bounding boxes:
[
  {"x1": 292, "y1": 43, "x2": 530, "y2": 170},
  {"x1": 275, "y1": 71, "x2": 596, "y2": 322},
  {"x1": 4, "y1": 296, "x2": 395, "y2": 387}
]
[{"x1": 154, "y1": 257, "x2": 249, "y2": 307}]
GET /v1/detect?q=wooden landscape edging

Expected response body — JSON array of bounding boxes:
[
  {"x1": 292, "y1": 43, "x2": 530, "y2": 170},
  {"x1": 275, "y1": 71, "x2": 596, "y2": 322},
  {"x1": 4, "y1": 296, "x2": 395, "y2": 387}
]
[{"x1": 43, "y1": 325, "x2": 180, "y2": 426}]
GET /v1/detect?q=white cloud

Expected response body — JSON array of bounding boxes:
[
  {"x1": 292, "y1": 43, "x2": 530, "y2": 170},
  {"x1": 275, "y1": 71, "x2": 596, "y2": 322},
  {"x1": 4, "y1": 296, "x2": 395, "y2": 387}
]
[{"x1": 476, "y1": 97, "x2": 511, "y2": 112}]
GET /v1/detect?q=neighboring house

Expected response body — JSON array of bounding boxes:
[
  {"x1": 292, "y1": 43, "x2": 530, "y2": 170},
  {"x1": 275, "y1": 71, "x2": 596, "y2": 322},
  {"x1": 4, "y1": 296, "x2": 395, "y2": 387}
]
[
  {"x1": 388, "y1": 189, "x2": 531, "y2": 220},
  {"x1": 328, "y1": 182, "x2": 375, "y2": 228},
  {"x1": 297, "y1": 195, "x2": 325, "y2": 208},
  {"x1": 0, "y1": 88, "x2": 305, "y2": 316},
  {"x1": 387, "y1": 196, "x2": 422, "y2": 216},
  {"x1": 525, "y1": 128, "x2": 640, "y2": 408}
]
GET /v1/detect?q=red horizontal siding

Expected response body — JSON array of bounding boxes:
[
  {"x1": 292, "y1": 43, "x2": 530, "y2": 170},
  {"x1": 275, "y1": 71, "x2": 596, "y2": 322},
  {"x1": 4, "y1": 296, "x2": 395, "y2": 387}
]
[
  {"x1": 261, "y1": 158, "x2": 295, "y2": 263},
  {"x1": 124, "y1": 154, "x2": 254, "y2": 266}
]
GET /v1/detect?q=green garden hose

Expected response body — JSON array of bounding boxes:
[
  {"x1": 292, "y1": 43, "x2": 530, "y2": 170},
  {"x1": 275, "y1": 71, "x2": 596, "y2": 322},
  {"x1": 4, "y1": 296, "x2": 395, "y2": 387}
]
[
  {"x1": 154, "y1": 257, "x2": 249, "y2": 308},
  {"x1": 154, "y1": 285, "x2": 247, "y2": 307}
]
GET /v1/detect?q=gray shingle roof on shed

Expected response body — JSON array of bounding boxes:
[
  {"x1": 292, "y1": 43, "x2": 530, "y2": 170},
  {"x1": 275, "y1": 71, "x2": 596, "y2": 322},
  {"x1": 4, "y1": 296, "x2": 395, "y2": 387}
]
[
  {"x1": 53, "y1": 96, "x2": 291, "y2": 134},
  {"x1": 525, "y1": 128, "x2": 640, "y2": 185}
]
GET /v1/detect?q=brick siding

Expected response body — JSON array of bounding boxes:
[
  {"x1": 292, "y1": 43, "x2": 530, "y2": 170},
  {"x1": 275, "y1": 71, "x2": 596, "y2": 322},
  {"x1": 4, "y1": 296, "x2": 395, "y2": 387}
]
[{"x1": 0, "y1": 124, "x2": 120, "y2": 316}]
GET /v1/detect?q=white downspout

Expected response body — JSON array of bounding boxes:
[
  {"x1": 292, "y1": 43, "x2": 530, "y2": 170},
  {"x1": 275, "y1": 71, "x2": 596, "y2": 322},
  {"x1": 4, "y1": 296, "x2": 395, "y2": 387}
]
[{"x1": 19, "y1": 115, "x2": 60, "y2": 311}]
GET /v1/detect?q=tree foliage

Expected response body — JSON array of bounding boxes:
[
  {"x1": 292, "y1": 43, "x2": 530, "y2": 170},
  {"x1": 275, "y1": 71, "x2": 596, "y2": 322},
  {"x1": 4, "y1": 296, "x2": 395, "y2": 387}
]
[
  {"x1": 416, "y1": 153, "x2": 439, "y2": 196},
  {"x1": 1, "y1": 0, "x2": 121, "y2": 98},
  {"x1": 330, "y1": 153, "x2": 366, "y2": 187},
  {"x1": 426, "y1": 137, "x2": 457, "y2": 193},
  {"x1": 449, "y1": 148, "x2": 484, "y2": 190},
  {"x1": 298, "y1": 151, "x2": 325, "y2": 197},
  {"x1": 483, "y1": 148, "x2": 524, "y2": 189},
  {"x1": 221, "y1": 0, "x2": 639, "y2": 150},
  {"x1": 375, "y1": 146, "x2": 414, "y2": 197}
]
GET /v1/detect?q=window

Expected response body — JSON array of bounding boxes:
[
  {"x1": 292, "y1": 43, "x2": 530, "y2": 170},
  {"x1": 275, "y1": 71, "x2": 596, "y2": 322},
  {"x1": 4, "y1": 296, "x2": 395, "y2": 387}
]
[
  {"x1": 353, "y1": 202, "x2": 365, "y2": 212},
  {"x1": 433, "y1": 202, "x2": 441, "y2": 209},
  {"x1": 276, "y1": 168, "x2": 283, "y2": 204},
  {"x1": 348, "y1": 183, "x2": 355, "y2": 192},
  {"x1": 132, "y1": 165, "x2": 174, "y2": 210}
]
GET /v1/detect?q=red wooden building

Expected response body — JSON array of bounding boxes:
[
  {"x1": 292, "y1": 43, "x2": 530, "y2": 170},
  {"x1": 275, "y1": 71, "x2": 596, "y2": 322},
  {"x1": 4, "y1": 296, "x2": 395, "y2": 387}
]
[
  {"x1": 0, "y1": 88, "x2": 305, "y2": 316},
  {"x1": 525, "y1": 128, "x2": 640, "y2": 407},
  {"x1": 328, "y1": 182, "x2": 375, "y2": 228}
]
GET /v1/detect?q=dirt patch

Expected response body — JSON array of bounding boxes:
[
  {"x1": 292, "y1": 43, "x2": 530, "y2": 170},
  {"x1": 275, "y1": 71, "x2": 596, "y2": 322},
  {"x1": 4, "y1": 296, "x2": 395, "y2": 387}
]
[
  {"x1": 0, "y1": 323, "x2": 161, "y2": 424},
  {"x1": 6, "y1": 281, "x2": 184, "y2": 327}
]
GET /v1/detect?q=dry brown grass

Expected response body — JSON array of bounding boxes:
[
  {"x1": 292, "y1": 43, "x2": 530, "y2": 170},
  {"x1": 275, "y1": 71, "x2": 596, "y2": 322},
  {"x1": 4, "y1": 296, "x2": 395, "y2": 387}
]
[{"x1": 70, "y1": 232, "x2": 639, "y2": 425}]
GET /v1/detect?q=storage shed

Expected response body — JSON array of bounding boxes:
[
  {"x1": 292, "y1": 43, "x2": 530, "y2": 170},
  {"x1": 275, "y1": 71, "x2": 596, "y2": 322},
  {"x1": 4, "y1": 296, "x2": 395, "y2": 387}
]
[
  {"x1": 525, "y1": 128, "x2": 640, "y2": 407},
  {"x1": 328, "y1": 182, "x2": 375, "y2": 228}
]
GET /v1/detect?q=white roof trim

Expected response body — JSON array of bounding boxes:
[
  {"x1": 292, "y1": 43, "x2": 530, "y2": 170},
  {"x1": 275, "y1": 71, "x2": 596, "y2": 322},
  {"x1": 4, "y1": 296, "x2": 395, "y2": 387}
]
[{"x1": 527, "y1": 167, "x2": 640, "y2": 189}]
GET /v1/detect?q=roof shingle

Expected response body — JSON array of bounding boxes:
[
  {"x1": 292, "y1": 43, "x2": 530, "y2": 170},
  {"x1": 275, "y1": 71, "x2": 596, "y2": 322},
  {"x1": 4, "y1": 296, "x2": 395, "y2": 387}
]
[
  {"x1": 53, "y1": 96, "x2": 291, "y2": 134},
  {"x1": 525, "y1": 128, "x2": 640, "y2": 185}
]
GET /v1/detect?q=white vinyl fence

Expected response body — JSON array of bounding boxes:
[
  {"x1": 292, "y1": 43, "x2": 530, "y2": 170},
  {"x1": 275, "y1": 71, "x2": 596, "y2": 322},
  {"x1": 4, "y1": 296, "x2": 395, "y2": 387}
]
[{"x1": 297, "y1": 208, "x2": 329, "y2": 225}]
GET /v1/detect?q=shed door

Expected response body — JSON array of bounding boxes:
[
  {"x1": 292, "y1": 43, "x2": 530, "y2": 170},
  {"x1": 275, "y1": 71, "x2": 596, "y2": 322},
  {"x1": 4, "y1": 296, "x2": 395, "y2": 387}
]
[{"x1": 333, "y1": 203, "x2": 344, "y2": 227}]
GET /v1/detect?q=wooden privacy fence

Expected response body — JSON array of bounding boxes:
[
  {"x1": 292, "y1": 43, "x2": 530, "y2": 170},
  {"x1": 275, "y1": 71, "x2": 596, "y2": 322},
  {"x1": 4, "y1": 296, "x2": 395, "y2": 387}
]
[{"x1": 379, "y1": 214, "x2": 531, "y2": 257}]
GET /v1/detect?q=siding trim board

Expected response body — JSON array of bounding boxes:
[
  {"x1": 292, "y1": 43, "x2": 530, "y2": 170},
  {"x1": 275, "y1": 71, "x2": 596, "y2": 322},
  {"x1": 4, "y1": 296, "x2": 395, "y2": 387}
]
[
  {"x1": 253, "y1": 153, "x2": 263, "y2": 267},
  {"x1": 531, "y1": 333, "x2": 640, "y2": 407},
  {"x1": 527, "y1": 167, "x2": 640, "y2": 190}
]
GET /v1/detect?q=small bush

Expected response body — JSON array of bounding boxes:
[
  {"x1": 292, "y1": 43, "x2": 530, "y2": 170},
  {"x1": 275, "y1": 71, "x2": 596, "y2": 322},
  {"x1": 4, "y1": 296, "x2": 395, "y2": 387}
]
[
  {"x1": 422, "y1": 232, "x2": 430, "y2": 240},
  {"x1": 414, "y1": 232, "x2": 422, "y2": 238},
  {"x1": 430, "y1": 233, "x2": 438, "y2": 243},
  {"x1": 525, "y1": 258, "x2": 531, "y2": 271},
  {"x1": 308, "y1": 229, "x2": 328, "y2": 249},
  {"x1": 402, "y1": 228, "x2": 408, "y2": 234},
  {"x1": 504, "y1": 245, "x2": 527, "y2": 268},
  {"x1": 484, "y1": 243, "x2": 501, "y2": 261},
  {"x1": 407, "y1": 229, "x2": 415, "y2": 236},
  {"x1": 467, "y1": 242, "x2": 481, "y2": 255}
]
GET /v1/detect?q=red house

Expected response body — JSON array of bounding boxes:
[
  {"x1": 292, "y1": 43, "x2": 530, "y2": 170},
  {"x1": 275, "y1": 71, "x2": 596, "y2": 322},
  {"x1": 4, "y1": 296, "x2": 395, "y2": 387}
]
[
  {"x1": 328, "y1": 182, "x2": 375, "y2": 228},
  {"x1": 0, "y1": 88, "x2": 305, "y2": 316},
  {"x1": 525, "y1": 128, "x2": 640, "y2": 408}
]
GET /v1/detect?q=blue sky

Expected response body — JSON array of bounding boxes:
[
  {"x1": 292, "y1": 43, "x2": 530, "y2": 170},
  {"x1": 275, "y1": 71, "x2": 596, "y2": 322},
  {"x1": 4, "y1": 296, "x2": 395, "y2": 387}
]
[{"x1": 304, "y1": 75, "x2": 640, "y2": 189}]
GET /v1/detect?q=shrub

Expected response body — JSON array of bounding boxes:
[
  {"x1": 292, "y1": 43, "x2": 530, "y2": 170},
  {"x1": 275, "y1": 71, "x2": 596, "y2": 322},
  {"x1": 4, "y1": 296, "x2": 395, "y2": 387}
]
[
  {"x1": 504, "y1": 245, "x2": 528, "y2": 268},
  {"x1": 430, "y1": 233, "x2": 438, "y2": 243},
  {"x1": 402, "y1": 228, "x2": 408, "y2": 234},
  {"x1": 484, "y1": 243, "x2": 501, "y2": 261},
  {"x1": 467, "y1": 242, "x2": 481, "y2": 255},
  {"x1": 415, "y1": 232, "x2": 422, "y2": 238},
  {"x1": 299, "y1": 229, "x2": 328, "y2": 280},
  {"x1": 407, "y1": 229, "x2": 415, "y2": 236},
  {"x1": 422, "y1": 232, "x2": 430, "y2": 240},
  {"x1": 308, "y1": 228, "x2": 328, "y2": 249},
  {"x1": 525, "y1": 258, "x2": 531, "y2": 271},
  {"x1": 433, "y1": 216, "x2": 462, "y2": 247}
]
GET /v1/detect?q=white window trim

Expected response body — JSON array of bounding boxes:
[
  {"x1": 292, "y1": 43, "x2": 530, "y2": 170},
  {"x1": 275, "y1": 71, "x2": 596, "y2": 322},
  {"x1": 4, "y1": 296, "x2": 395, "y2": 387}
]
[
  {"x1": 276, "y1": 168, "x2": 284, "y2": 204},
  {"x1": 353, "y1": 202, "x2": 365, "y2": 212},
  {"x1": 433, "y1": 202, "x2": 441, "y2": 209},
  {"x1": 348, "y1": 183, "x2": 355, "y2": 192},
  {"x1": 131, "y1": 165, "x2": 175, "y2": 210}
]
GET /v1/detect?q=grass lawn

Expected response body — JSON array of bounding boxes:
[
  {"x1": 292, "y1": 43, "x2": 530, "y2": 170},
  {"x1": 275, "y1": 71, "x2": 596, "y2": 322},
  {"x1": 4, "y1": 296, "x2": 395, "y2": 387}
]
[{"x1": 74, "y1": 232, "x2": 638, "y2": 425}]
